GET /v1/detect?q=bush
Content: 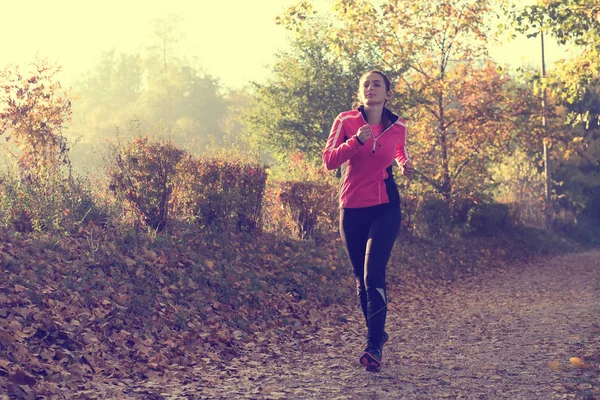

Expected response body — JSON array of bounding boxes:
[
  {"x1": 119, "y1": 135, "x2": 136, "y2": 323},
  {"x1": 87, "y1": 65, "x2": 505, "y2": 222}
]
[
  {"x1": 260, "y1": 152, "x2": 338, "y2": 239},
  {"x1": 172, "y1": 156, "x2": 268, "y2": 233},
  {"x1": 398, "y1": 194, "x2": 418, "y2": 237},
  {"x1": 106, "y1": 136, "x2": 186, "y2": 232},
  {"x1": 417, "y1": 198, "x2": 452, "y2": 237},
  {"x1": 450, "y1": 196, "x2": 478, "y2": 226},
  {"x1": 263, "y1": 181, "x2": 338, "y2": 240},
  {"x1": 504, "y1": 200, "x2": 546, "y2": 228},
  {"x1": 582, "y1": 186, "x2": 600, "y2": 221},
  {"x1": 0, "y1": 167, "x2": 105, "y2": 233},
  {"x1": 466, "y1": 203, "x2": 510, "y2": 236}
]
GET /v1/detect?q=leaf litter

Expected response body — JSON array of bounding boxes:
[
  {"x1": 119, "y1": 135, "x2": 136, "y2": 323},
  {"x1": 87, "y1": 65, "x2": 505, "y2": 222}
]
[{"x1": 0, "y1": 228, "x2": 598, "y2": 399}]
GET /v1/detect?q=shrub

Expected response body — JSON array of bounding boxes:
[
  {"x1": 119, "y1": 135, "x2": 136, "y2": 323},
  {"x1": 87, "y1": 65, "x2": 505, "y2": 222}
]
[
  {"x1": 260, "y1": 152, "x2": 338, "y2": 239},
  {"x1": 262, "y1": 181, "x2": 338, "y2": 240},
  {"x1": 582, "y1": 186, "x2": 600, "y2": 221},
  {"x1": 503, "y1": 199, "x2": 546, "y2": 228},
  {"x1": 466, "y1": 203, "x2": 510, "y2": 236},
  {"x1": 398, "y1": 193, "x2": 418, "y2": 237},
  {"x1": 0, "y1": 60, "x2": 72, "y2": 182},
  {"x1": 278, "y1": 182, "x2": 337, "y2": 239},
  {"x1": 450, "y1": 196, "x2": 479, "y2": 226},
  {"x1": 172, "y1": 156, "x2": 268, "y2": 233},
  {"x1": 0, "y1": 166, "x2": 105, "y2": 233},
  {"x1": 106, "y1": 136, "x2": 186, "y2": 232},
  {"x1": 417, "y1": 198, "x2": 452, "y2": 237}
]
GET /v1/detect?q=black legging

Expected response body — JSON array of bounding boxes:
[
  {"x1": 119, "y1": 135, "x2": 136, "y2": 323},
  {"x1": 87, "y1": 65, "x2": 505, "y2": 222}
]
[{"x1": 340, "y1": 203, "x2": 401, "y2": 343}]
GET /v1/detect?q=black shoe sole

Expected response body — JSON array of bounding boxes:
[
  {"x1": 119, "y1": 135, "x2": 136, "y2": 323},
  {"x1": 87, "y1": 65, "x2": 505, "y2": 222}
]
[{"x1": 360, "y1": 351, "x2": 381, "y2": 372}]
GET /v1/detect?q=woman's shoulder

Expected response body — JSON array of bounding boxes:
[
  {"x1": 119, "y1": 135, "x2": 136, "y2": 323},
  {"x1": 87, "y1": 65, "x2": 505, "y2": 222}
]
[
  {"x1": 394, "y1": 117, "x2": 407, "y2": 127},
  {"x1": 337, "y1": 109, "x2": 362, "y2": 120}
]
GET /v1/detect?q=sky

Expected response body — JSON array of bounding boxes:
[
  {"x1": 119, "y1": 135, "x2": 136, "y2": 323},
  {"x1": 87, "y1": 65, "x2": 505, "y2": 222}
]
[{"x1": 0, "y1": 0, "x2": 570, "y2": 90}]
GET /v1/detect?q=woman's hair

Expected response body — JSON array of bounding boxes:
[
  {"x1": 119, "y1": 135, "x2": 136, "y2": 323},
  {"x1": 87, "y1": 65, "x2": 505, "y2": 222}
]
[{"x1": 352, "y1": 70, "x2": 392, "y2": 109}]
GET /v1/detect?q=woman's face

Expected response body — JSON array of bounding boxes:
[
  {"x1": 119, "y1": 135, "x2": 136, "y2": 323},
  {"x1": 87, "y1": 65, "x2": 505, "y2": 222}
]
[{"x1": 359, "y1": 72, "x2": 391, "y2": 107}]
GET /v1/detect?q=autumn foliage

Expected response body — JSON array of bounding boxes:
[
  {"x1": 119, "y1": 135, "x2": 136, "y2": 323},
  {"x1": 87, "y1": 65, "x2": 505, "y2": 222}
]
[
  {"x1": 265, "y1": 181, "x2": 337, "y2": 240},
  {"x1": 106, "y1": 136, "x2": 186, "y2": 231},
  {"x1": 172, "y1": 155, "x2": 268, "y2": 233},
  {"x1": 105, "y1": 135, "x2": 269, "y2": 234},
  {"x1": 0, "y1": 59, "x2": 72, "y2": 180},
  {"x1": 2, "y1": 1, "x2": 600, "y2": 393}
]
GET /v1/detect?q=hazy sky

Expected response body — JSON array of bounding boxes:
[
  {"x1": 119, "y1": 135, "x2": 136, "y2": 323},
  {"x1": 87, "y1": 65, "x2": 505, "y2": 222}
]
[{"x1": 1, "y1": 0, "x2": 568, "y2": 90}]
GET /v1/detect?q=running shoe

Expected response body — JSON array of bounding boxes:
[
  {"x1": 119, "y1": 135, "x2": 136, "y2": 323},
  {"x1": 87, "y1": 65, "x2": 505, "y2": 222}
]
[{"x1": 360, "y1": 341, "x2": 383, "y2": 372}]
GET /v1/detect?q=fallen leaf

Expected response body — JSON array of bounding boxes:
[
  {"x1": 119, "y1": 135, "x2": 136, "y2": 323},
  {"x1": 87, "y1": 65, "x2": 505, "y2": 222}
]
[
  {"x1": 576, "y1": 383, "x2": 592, "y2": 390},
  {"x1": 9, "y1": 370, "x2": 37, "y2": 387},
  {"x1": 7, "y1": 320, "x2": 23, "y2": 331},
  {"x1": 549, "y1": 360, "x2": 560, "y2": 371},
  {"x1": 569, "y1": 357, "x2": 585, "y2": 368},
  {"x1": 7, "y1": 383, "x2": 35, "y2": 400}
]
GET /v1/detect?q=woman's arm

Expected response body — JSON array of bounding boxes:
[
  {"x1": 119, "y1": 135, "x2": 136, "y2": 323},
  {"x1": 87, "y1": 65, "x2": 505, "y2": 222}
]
[
  {"x1": 322, "y1": 114, "x2": 364, "y2": 170},
  {"x1": 395, "y1": 126, "x2": 414, "y2": 177}
]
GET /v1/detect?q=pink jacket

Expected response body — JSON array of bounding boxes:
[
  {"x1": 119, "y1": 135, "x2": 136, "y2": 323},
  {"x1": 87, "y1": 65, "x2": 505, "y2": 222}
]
[{"x1": 323, "y1": 107, "x2": 410, "y2": 208}]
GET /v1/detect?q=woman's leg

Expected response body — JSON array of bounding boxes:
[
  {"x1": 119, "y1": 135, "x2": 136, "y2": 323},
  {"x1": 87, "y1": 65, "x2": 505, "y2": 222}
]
[
  {"x1": 340, "y1": 208, "x2": 371, "y2": 326},
  {"x1": 364, "y1": 204, "x2": 401, "y2": 345}
]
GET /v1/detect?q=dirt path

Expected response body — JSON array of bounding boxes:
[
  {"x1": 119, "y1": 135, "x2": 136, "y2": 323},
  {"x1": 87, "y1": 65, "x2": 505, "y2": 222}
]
[{"x1": 125, "y1": 250, "x2": 600, "y2": 400}]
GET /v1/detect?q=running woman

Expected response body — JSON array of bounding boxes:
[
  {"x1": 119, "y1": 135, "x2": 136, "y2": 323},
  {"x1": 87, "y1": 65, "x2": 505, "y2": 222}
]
[{"x1": 323, "y1": 70, "x2": 414, "y2": 372}]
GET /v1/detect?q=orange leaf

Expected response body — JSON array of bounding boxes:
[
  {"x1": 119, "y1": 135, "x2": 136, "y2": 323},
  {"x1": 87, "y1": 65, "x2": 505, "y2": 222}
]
[
  {"x1": 548, "y1": 360, "x2": 560, "y2": 371},
  {"x1": 569, "y1": 357, "x2": 585, "y2": 368}
]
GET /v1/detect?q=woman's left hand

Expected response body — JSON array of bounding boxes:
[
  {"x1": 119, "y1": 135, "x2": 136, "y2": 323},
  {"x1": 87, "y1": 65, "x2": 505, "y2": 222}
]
[{"x1": 401, "y1": 160, "x2": 414, "y2": 177}]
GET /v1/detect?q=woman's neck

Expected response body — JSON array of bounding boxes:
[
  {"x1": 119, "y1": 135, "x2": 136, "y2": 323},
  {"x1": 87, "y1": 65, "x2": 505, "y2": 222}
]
[{"x1": 364, "y1": 105, "x2": 384, "y2": 125}]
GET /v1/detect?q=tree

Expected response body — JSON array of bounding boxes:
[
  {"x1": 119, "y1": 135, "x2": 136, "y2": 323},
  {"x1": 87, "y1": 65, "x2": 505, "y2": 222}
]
[
  {"x1": 410, "y1": 62, "x2": 538, "y2": 199},
  {"x1": 0, "y1": 58, "x2": 72, "y2": 179},
  {"x1": 145, "y1": 16, "x2": 184, "y2": 121},
  {"x1": 506, "y1": 0, "x2": 600, "y2": 125},
  {"x1": 70, "y1": 18, "x2": 228, "y2": 168},
  {"x1": 506, "y1": 0, "x2": 600, "y2": 226},
  {"x1": 281, "y1": 0, "x2": 529, "y2": 199},
  {"x1": 72, "y1": 50, "x2": 143, "y2": 139},
  {"x1": 242, "y1": 20, "x2": 374, "y2": 165},
  {"x1": 552, "y1": 85, "x2": 600, "y2": 219}
]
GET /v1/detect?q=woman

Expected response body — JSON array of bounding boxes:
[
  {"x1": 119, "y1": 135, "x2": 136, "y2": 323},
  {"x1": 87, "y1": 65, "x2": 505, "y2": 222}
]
[{"x1": 323, "y1": 70, "x2": 414, "y2": 372}]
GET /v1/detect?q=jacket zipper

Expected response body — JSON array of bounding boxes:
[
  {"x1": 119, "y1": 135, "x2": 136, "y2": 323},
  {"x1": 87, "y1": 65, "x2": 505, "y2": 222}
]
[
  {"x1": 360, "y1": 113, "x2": 397, "y2": 205},
  {"x1": 360, "y1": 114, "x2": 397, "y2": 153}
]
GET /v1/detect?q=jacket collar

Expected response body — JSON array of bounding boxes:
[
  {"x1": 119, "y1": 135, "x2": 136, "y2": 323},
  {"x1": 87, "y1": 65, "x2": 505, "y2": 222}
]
[{"x1": 357, "y1": 105, "x2": 399, "y2": 131}]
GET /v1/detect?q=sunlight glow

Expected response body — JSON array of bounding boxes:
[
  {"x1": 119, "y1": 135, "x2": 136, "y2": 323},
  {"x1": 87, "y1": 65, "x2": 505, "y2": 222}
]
[{"x1": 2, "y1": 0, "x2": 568, "y2": 89}]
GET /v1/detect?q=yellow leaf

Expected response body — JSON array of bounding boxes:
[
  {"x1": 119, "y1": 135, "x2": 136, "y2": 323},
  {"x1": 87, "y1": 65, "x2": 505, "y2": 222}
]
[
  {"x1": 569, "y1": 357, "x2": 585, "y2": 368},
  {"x1": 548, "y1": 360, "x2": 560, "y2": 371}
]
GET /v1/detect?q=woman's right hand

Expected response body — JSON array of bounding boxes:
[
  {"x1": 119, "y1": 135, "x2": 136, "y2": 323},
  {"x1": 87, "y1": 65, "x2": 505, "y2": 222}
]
[{"x1": 356, "y1": 125, "x2": 372, "y2": 144}]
